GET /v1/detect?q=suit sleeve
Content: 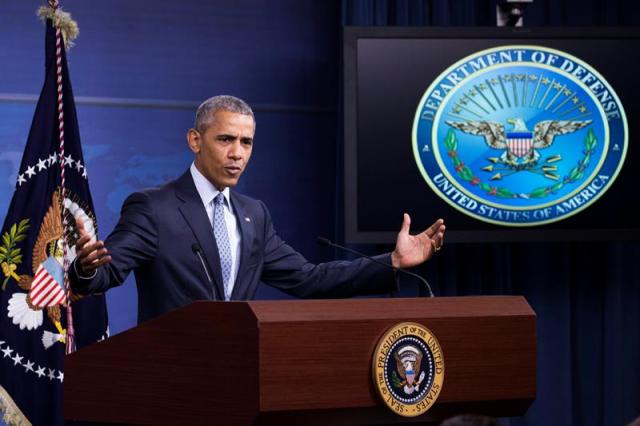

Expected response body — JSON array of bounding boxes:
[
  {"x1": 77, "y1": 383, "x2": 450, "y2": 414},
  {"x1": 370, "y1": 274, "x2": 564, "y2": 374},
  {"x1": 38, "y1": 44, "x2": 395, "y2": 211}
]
[
  {"x1": 70, "y1": 191, "x2": 159, "y2": 295},
  {"x1": 257, "y1": 201, "x2": 398, "y2": 298}
]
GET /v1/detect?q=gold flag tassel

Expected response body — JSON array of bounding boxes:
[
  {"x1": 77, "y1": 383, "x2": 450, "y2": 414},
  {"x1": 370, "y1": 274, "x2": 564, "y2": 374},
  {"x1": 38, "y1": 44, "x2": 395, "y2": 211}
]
[
  {"x1": 36, "y1": 4, "x2": 79, "y2": 49},
  {"x1": 0, "y1": 385, "x2": 32, "y2": 426}
]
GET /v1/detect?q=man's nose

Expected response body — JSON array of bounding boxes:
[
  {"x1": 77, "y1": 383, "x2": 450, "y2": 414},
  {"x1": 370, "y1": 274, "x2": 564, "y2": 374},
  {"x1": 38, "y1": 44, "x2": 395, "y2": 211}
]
[{"x1": 228, "y1": 141, "x2": 243, "y2": 159}]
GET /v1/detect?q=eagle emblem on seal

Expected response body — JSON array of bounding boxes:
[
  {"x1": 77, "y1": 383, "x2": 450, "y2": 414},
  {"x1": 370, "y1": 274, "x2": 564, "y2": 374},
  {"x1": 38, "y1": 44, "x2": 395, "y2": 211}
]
[
  {"x1": 4, "y1": 190, "x2": 97, "y2": 349},
  {"x1": 393, "y1": 345, "x2": 426, "y2": 395},
  {"x1": 446, "y1": 118, "x2": 591, "y2": 168}
]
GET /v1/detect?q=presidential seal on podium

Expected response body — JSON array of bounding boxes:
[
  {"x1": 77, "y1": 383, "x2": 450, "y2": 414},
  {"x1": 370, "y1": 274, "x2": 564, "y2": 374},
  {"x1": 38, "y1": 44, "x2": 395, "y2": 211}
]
[{"x1": 372, "y1": 322, "x2": 444, "y2": 417}]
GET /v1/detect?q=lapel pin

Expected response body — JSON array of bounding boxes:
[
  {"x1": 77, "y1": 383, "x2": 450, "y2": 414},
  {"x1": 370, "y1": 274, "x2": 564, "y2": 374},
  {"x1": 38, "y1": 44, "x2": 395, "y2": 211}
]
[{"x1": 245, "y1": 217, "x2": 251, "y2": 222}]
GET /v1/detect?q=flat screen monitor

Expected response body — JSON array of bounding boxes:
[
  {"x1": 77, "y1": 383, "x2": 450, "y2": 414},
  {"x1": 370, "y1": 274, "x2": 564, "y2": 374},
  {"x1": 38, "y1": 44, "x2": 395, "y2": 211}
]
[{"x1": 343, "y1": 27, "x2": 639, "y2": 243}]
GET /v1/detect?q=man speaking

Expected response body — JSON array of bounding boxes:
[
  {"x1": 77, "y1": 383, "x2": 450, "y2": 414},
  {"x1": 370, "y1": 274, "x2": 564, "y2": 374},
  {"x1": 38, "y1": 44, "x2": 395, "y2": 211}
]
[{"x1": 70, "y1": 95, "x2": 445, "y2": 323}]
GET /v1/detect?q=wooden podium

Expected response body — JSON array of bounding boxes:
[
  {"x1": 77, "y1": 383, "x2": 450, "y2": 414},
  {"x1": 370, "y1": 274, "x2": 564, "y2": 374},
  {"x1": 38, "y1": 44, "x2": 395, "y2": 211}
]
[{"x1": 64, "y1": 296, "x2": 536, "y2": 424}]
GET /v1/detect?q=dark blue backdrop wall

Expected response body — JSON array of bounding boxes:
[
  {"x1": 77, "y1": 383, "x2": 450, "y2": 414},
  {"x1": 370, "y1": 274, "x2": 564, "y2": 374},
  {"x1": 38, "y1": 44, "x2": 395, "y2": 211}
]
[{"x1": 1, "y1": 1, "x2": 639, "y2": 426}]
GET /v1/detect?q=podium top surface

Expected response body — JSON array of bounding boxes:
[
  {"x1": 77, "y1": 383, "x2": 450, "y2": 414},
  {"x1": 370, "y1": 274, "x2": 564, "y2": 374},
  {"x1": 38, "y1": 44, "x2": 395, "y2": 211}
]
[{"x1": 228, "y1": 295, "x2": 534, "y2": 323}]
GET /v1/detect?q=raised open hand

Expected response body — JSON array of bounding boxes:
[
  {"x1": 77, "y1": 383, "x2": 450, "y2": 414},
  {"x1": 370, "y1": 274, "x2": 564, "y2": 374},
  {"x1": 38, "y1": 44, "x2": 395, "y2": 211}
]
[{"x1": 391, "y1": 214, "x2": 445, "y2": 269}]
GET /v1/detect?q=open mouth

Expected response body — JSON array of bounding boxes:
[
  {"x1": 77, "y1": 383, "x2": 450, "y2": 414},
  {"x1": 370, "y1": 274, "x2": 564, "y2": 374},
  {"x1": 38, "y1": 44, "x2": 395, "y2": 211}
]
[{"x1": 224, "y1": 165, "x2": 242, "y2": 176}]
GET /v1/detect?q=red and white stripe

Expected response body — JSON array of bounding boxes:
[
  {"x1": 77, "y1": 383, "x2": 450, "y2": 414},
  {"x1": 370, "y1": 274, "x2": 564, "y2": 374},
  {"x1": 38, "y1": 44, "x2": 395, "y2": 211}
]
[
  {"x1": 29, "y1": 264, "x2": 67, "y2": 308},
  {"x1": 48, "y1": 0, "x2": 76, "y2": 354},
  {"x1": 507, "y1": 138, "x2": 533, "y2": 158}
]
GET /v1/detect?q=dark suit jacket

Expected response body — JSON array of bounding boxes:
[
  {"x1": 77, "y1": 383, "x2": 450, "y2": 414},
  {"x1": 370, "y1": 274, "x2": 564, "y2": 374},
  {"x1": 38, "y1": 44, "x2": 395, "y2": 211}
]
[{"x1": 71, "y1": 171, "x2": 397, "y2": 323}]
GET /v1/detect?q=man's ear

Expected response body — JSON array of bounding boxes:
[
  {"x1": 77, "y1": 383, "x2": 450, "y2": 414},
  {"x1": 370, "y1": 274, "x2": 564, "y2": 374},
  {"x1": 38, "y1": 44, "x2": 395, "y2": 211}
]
[{"x1": 186, "y1": 128, "x2": 201, "y2": 154}]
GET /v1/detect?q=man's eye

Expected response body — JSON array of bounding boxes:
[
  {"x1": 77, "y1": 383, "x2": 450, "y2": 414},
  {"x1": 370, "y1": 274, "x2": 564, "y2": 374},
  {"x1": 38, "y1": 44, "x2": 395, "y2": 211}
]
[{"x1": 242, "y1": 140, "x2": 253, "y2": 146}]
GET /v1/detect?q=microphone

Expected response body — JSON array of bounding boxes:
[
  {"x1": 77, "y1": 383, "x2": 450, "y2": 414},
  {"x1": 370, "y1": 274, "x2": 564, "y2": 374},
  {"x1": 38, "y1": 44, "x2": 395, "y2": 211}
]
[
  {"x1": 192, "y1": 243, "x2": 218, "y2": 300},
  {"x1": 316, "y1": 236, "x2": 434, "y2": 298}
]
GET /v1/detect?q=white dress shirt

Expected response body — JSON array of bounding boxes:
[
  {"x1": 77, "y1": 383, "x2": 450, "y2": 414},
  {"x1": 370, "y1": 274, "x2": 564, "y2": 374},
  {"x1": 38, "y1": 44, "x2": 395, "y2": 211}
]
[{"x1": 190, "y1": 163, "x2": 241, "y2": 298}]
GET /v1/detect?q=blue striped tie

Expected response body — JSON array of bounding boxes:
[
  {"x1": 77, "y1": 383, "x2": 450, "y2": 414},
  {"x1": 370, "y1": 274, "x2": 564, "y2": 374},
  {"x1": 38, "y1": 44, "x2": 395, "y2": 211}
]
[{"x1": 213, "y1": 193, "x2": 232, "y2": 300}]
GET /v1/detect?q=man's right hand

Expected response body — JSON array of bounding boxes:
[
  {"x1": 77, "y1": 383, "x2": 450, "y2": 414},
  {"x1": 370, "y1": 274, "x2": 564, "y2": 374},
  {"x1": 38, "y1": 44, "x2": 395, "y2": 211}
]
[{"x1": 75, "y1": 217, "x2": 112, "y2": 277}]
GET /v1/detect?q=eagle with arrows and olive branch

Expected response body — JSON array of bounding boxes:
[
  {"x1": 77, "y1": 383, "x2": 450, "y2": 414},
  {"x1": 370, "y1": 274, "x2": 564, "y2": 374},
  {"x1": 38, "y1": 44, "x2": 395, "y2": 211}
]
[
  {"x1": 5, "y1": 191, "x2": 96, "y2": 349},
  {"x1": 446, "y1": 117, "x2": 592, "y2": 169}
]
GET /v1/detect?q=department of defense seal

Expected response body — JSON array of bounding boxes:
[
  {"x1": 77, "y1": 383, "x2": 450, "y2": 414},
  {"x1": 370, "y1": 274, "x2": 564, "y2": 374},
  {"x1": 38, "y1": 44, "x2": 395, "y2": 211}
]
[
  {"x1": 413, "y1": 45, "x2": 628, "y2": 226},
  {"x1": 372, "y1": 322, "x2": 444, "y2": 417}
]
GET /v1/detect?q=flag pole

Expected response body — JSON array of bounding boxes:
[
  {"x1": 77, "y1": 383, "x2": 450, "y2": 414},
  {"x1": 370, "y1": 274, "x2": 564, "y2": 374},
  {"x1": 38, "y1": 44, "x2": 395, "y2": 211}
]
[{"x1": 47, "y1": 0, "x2": 76, "y2": 354}]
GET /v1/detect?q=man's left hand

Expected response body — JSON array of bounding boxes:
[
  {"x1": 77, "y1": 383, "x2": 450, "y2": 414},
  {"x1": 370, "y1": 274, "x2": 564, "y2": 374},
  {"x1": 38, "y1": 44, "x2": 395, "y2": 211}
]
[{"x1": 391, "y1": 214, "x2": 445, "y2": 269}]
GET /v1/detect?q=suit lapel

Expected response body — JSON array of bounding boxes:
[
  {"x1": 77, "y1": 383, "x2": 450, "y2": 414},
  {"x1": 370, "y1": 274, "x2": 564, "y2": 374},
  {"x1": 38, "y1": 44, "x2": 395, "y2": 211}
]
[
  {"x1": 174, "y1": 171, "x2": 224, "y2": 300},
  {"x1": 230, "y1": 193, "x2": 255, "y2": 300}
]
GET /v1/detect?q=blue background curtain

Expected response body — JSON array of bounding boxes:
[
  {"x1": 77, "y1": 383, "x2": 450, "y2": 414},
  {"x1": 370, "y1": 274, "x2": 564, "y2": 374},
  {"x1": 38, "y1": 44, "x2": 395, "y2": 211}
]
[{"x1": 1, "y1": 1, "x2": 639, "y2": 425}]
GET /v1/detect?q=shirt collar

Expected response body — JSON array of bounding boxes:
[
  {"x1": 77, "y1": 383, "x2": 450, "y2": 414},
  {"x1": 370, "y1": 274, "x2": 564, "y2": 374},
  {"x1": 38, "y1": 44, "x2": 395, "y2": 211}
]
[{"x1": 190, "y1": 162, "x2": 231, "y2": 207}]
